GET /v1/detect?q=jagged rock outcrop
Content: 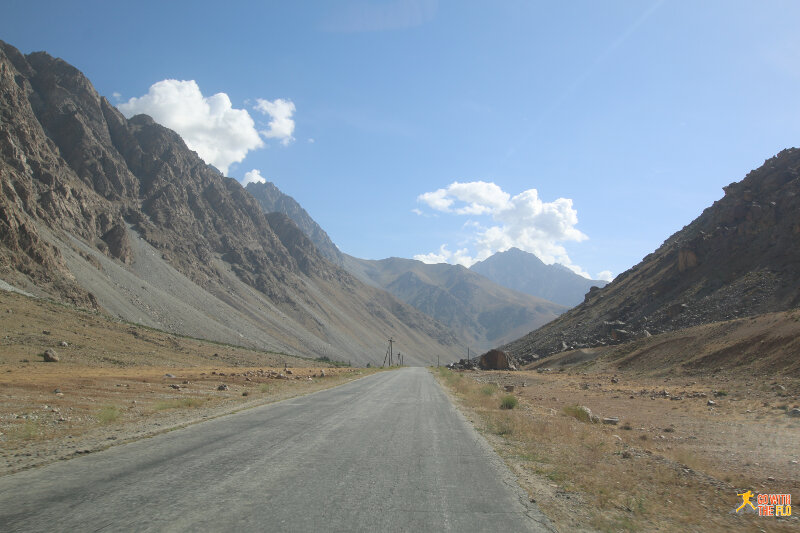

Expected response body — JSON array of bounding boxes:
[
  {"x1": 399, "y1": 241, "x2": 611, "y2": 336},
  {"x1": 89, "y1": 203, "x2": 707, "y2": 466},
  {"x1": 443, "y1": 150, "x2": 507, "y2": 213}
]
[
  {"x1": 505, "y1": 148, "x2": 800, "y2": 362},
  {"x1": 0, "y1": 40, "x2": 459, "y2": 365},
  {"x1": 246, "y1": 181, "x2": 344, "y2": 267}
]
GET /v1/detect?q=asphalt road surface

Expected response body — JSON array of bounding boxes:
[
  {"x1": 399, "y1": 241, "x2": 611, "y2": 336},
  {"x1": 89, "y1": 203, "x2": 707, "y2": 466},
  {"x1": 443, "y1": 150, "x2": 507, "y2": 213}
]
[{"x1": 0, "y1": 367, "x2": 553, "y2": 532}]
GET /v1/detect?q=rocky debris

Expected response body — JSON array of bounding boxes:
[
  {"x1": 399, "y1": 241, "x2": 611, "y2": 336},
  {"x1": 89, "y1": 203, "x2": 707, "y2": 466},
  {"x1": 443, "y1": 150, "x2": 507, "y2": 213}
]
[
  {"x1": 602, "y1": 417, "x2": 620, "y2": 425},
  {"x1": 447, "y1": 358, "x2": 478, "y2": 370},
  {"x1": 169, "y1": 384, "x2": 181, "y2": 390},
  {"x1": 217, "y1": 384, "x2": 229, "y2": 391},
  {"x1": 788, "y1": 408, "x2": 800, "y2": 417},
  {"x1": 504, "y1": 385, "x2": 515, "y2": 393},
  {"x1": 42, "y1": 349, "x2": 59, "y2": 362}
]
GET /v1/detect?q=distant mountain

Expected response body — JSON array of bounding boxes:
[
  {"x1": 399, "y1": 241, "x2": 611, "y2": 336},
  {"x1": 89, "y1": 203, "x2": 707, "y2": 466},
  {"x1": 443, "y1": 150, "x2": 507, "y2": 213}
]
[
  {"x1": 0, "y1": 40, "x2": 460, "y2": 366},
  {"x1": 469, "y1": 248, "x2": 607, "y2": 307},
  {"x1": 344, "y1": 256, "x2": 567, "y2": 352},
  {"x1": 246, "y1": 181, "x2": 345, "y2": 267},
  {"x1": 504, "y1": 148, "x2": 800, "y2": 363}
]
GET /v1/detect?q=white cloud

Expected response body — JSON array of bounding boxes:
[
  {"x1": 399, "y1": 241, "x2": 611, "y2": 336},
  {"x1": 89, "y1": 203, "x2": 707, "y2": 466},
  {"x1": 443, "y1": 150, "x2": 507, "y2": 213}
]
[
  {"x1": 416, "y1": 181, "x2": 600, "y2": 276},
  {"x1": 118, "y1": 80, "x2": 263, "y2": 175},
  {"x1": 242, "y1": 169, "x2": 267, "y2": 186},
  {"x1": 112, "y1": 91, "x2": 122, "y2": 101},
  {"x1": 117, "y1": 80, "x2": 297, "y2": 175},
  {"x1": 596, "y1": 270, "x2": 614, "y2": 282},
  {"x1": 254, "y1": 98, "x2": 296, "y2": 145},
  {"x1": 414, "y1": 245, "x2": 474, "y2": 267},
  {"x1": 411, "y1": 208, "x2": 423, "y2": 215}
]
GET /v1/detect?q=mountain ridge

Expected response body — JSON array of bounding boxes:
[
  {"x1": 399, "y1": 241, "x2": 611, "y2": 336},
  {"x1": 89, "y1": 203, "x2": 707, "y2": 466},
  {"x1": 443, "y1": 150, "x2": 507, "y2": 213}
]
[
  {"x1": 0, "y1": 40, "x2": 460, "y2": 365},
  {"x1": 504, "y1": 147, "x2": 800, "y2": 363}
]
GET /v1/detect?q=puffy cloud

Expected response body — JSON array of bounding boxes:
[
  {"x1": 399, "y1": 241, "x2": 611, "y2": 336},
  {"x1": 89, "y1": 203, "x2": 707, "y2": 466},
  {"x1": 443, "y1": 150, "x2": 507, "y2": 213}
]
[
  {"x1": 118, "y1": 80, "x2": 263, "y2": 175},
  {"x1": 117, "y1": 80, "x2": 296, "y2": 175},
  {"x1": 416, "y1": 181, "x2": 600, "y2": 277},
  {"x1": 254, "y1": 98, "x2": 296, "y2": 145},
  {"x1": 596, "y1": 270, "x2": 614, "y2": 282},
  {"x1": 242, "y1": 169, "x2": 267, "y2": 186},
  {"x1": 414, "y1": 245, "x2": 474, "y2": 267}
]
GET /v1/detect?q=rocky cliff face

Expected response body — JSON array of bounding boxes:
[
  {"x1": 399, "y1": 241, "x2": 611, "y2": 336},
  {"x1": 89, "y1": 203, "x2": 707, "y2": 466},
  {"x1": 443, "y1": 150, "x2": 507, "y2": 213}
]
[
  {"x1": 505, "y1": 148, "x2": 800, "y2": 362},
  {"x1": 246, "y1": 181, "x2": 344, "y2": 267},
  {"x1": 0, "y1": 41, "x2": 459, "y2": 365},
  {"x1": 469, "y1": 248, "x2": 608, "y2": 307}
]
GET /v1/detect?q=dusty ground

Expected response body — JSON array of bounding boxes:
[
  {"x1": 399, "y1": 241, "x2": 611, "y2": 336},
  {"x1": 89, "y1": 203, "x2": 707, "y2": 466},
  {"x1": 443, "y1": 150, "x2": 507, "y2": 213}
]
[
  {"x1": 434, "y1": 367, "x2": 799, "y2": 532},
  {"x1": 0, "y1": 290, "x2": 378, "y2": 475}
]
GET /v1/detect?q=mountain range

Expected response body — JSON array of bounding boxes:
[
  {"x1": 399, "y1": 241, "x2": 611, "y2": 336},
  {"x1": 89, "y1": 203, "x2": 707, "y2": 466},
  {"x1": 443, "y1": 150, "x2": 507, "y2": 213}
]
[{"x1": 0, "y1": 41, "x2": 460, "y2": 366}]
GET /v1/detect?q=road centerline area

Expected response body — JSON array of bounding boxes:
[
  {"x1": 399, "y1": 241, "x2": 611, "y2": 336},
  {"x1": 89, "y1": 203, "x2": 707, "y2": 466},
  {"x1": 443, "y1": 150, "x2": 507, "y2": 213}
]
[{"x1": 0, "y1": 367, "x2": 552, "y2": 532}]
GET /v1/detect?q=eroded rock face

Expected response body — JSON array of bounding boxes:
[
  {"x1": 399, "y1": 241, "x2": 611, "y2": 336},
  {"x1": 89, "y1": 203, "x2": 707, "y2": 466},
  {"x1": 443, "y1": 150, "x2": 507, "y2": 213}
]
[{"x1": 506, "y1": 147, "x2": 800, "y2": 362}]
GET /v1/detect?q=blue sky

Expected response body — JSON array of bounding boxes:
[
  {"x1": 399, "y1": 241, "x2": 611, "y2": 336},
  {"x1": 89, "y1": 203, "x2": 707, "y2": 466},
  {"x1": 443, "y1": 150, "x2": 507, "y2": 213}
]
[{"x1": 3, "y1": 1, "x2": 800, "y2": 280}]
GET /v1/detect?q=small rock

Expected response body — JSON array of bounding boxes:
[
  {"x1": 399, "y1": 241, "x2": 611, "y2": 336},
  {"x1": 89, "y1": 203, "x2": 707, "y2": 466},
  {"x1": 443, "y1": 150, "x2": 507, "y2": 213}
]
[
  {"x1": 611, "y1": 377, "x2": 619, "y2": 384},
  {"x1": 707, "y1": 400, "x2": 716, "y2": 406},
  {"x1": 59, "y1": 341, "x2": 68, "y2": 347},
  {"x1": 169, "y1": 384, "x2": 181, "y2": 390},
  {"x1": 767, "y1": 476, "x2": 775, "y2": 481},
  {"x1": 242, "y1": 391, "x2": 249, "y2": 397},
  {"x1": 42, "y1": 349, "x2": 59, "y2": 362},
  {"x1": 788, "y1": 408, "x2": 800, "y2": 417},
  {"x1": 504, "y1": 385, "x2": 515, "y2": 393},
  {"x1": 217, "y1": 384, "x2": 229, "y2": 391},
  {"x1": 42, "y1": 330, "x2": 51, "y2": 335},
  {"x1": 286, "y1": 369, "x2": 293, "y2": 375},
  {"x1": 602, "y1": 417, "x2": 620, "y2": 425},
  {"x1": 53, "y1": 388, "x2": 61, "y2": 394},
  {"x1": 164, "y1": 373, "x2": 176, "y2": 378},
  {"x1": 320, "y1": 370, "x2": 326, "y2": 378}
]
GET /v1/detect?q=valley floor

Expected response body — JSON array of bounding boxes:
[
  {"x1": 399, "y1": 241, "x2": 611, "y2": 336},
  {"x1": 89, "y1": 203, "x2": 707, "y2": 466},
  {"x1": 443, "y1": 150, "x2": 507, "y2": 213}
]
[
  {"x1": 0, "y1": 290, "x2": 375, "y2": 475},
  {"x1": 434, "y1": 367, "x2": 800, "y2": 532}
]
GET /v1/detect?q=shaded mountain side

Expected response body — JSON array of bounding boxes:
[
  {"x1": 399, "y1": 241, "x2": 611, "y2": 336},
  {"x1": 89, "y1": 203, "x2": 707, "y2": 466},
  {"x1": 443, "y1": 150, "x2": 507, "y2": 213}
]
[
  {"x1": 469, "y1": 247, "x2": 608, "y2": 307},
  {"x1": 343, "y1": 255, "x2": 567, "y2": 352},
  {"x1": 505, "y1": 147, "x2": 800, "y2": 363},
  {"x1": 246, "y1": 181, "x2": 345, "y2": 267},
  {"x1": 0, "y1": 40, "x2": 460, "y2": 365}
]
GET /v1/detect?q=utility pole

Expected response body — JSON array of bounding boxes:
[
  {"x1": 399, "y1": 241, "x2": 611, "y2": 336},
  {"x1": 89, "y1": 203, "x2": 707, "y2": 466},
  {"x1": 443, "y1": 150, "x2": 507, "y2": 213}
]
[{"x1": 383, "y1": 337, "x2": 394, "y2": 367}]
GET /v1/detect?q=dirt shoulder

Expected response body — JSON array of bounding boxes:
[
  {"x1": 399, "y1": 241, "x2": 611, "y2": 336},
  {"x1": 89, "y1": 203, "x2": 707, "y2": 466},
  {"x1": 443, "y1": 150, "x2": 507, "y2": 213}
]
[
  {"x1": 0, "y1": 290, "x2": 381, "y2": 476},
  {"x1": 433, "y1": 367, "x2": 799, "y2": 532}
]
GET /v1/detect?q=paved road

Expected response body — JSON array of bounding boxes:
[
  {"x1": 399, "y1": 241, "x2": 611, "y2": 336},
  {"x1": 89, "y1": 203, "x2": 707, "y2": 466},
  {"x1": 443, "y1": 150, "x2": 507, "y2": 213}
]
[{"x1": 0, "y1": 367, "x2": 552, "y2": 532}]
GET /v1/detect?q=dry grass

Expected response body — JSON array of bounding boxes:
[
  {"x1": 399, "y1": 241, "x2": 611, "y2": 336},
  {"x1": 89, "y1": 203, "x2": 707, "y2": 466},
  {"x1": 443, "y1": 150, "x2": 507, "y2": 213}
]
[{"x1": 433, "y1": 367, "x2": 799, "y2": 532}]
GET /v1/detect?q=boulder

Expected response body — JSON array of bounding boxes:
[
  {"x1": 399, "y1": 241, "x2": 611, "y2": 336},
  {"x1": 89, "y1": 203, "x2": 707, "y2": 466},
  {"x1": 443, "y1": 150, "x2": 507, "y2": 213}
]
[
  {"x1": 42, "y1": 349, "x2": 59, "y2": 362},
  {"x1": 479, "y1": 349, "x2": 512, "y2": 370}
]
